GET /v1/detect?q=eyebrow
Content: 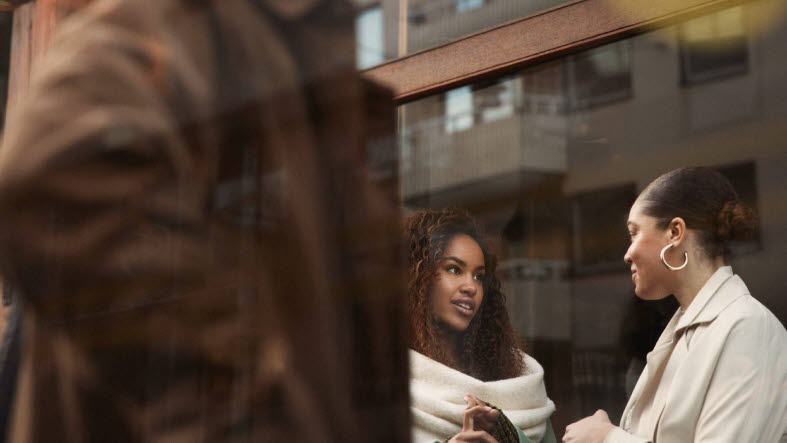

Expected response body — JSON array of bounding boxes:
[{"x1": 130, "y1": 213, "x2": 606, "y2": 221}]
[
  {"x1": 442, "y1": 256, "x2": 466, "y2": 267},
  {"x1": 442, "y1": 256, "x2": 485, "y2": 271}
]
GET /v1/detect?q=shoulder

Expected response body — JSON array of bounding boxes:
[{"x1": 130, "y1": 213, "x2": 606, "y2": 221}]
[
  {"x1": 717, "y1": 285, "x2": 785, "y2": 334},
  {"x1": 710, "y1": 288, "x2": 787, "y2": 359},
  {"x1": 517, "y1": 351, "x2": 545, "y2": 377}
]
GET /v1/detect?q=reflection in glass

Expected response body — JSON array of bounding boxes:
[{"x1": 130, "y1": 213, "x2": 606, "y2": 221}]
[
  {"x1": 445, "y1": 86, "x2": 474, "y2": 133},
  {"x1": 456, "y1": 0, "x2": 485, "y2": 14},
  {"x1": 404, "y1": 0, "x2": 569, "y2": 53},
  {"x1": 356, "y1": 5, "x2": 385, "y2": 69},
  {"x1": 354, "y1": 0, "x2": 571, "y2": 68},
  {"x1": 399, "y1": 1, "x2": 787, "y2": 437},
  {"x1": 567, "y1": 42, "x2": 632, "y2": 111},
  {"x1": 679, "y1": 6, "x2": 749, "y2": 85}
]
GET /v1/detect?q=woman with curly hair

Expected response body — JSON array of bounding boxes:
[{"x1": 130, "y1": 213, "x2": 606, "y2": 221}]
[{"x1": 404, "y1": 208, "x2": 556, "y2": 443}]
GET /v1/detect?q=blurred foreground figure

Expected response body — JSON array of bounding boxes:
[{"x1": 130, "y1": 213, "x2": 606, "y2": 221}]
[{"x1": 0, "y1": 0, "x2": 408, "y2": 441}]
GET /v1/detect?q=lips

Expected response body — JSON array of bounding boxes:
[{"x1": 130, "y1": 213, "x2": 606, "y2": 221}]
[{"x1": 451, "y1": 298, "x2": 476, "y2": 316}]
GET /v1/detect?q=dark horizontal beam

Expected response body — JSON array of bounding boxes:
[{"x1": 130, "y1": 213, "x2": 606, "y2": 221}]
[{"x1": 363, "y1": 0, "x2": 747, "y2": 103}]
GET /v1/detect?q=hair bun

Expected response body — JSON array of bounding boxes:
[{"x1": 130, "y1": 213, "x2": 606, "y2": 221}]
[{"x1": 717, "y1": 200, "x2": 757, "y2": 241}]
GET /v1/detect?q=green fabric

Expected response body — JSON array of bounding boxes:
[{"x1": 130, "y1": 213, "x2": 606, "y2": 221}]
[
  {"x1": 540, "y1": 420, "x2": 557, "y2": 443},
  {"x1": 516, "y1": 419, "x2": 556, "y2": 443},
  {"x1": 516, "y1": 426, "x2": 532, "y2": 443}
]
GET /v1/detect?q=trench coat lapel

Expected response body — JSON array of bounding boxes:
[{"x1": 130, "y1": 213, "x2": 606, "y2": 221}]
[{"x1": 620, "y1": 312, "x2": 679, "y2": 430}]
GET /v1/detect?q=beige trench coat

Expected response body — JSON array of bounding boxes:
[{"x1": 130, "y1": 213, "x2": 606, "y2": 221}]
[
  {"x1": 0, "y1": 0, "x2": 408, "y2": 442},
  {"x1": 606, "y1": 267, "x2": 787, "y2": 442}
]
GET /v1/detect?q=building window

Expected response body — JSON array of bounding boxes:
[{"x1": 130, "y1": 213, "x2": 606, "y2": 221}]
[
  {"x1": 456, "y1": 0, "x2": 484, "y2": 14},
  {"x1": 444, "y1": 86, "x2": 474, "y2": 133},
  {"x1": 522, "y1": 63, "x2": 565, "y2": 115},
  {"x1": 716, "y1": 161, "x2": 761, "y2": 255},
  {"x1": 442, "y1": 77, "x2": 516, "y2": 133},
  {"x1": 566, "y1": 41, "x2": 632, "y2": 110},
  {"x1": 356, "y1": 5, "x2": 385, "y2": 70},
  {"x1": 679, "y1": 7, "x2": 748, "y2": 86},
  {"x1": 408, "y1": 6, "x2": 427, "y2": 26},
  {"x1": 570, "y1": 184, "x2": 637, "y2": 275},
  {"x1": 476, "y1": 77, "x2": 516, "y2": 123}
]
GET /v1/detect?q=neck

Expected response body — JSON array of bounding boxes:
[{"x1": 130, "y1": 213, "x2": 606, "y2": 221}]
[
  {"x1": 673, "y1": 256, "x2": 726, "y2": 310},
  {"x1": 435, "y1": 328, "x2": 463, "y2": 367}
]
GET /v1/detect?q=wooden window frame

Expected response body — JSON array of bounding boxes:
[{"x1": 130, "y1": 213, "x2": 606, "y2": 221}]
[{"x1": 363, "y1": 0, "x2": 749, "y2": 104}]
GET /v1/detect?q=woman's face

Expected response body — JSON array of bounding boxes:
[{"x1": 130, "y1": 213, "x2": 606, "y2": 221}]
[
  {"x1": 430, "y1": 233, "x2": 486, "y2": 333},
  {"x1": 624, "y1": 200, "x2": 674, "y2": 300}
]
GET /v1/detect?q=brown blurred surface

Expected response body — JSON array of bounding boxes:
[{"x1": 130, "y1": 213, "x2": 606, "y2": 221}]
[{"x1": 0, "y1": 1, "x2": 409, "y2": 442}]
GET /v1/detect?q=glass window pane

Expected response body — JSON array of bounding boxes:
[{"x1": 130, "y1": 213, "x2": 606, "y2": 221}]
[
  {"x1": 456, "y1": 0, "x2": 485, "y2": 14},
  {"x1": 354, "y1": 0, "x2": 573, "y2": 68},
  {"x1": 445, "y1": 85, "x2": 474, "y2": 133},
  {"x1": 356, "y1": 5, "x2": 385, "y2": 69},
  {"x1": 399, "y1": 1, "x2": 787, "y2": 437},
  {"x1": 680, "y1": 6, "x2": 749, "y2": 85}
]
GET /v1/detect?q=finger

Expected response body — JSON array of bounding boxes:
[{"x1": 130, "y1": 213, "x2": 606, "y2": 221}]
[
  {"x1": 464, "y1": 405, "x2": 494, "y2": 418},
  {"x1": 462, "y1": 405, "x2": 474, "y2": 431},
  {"x1": 562, "y1": 430, "x2": 575, "y2": 443},
  {"x1": 464, "y1": 393, "x2": 479, "y2": 408},
  {"x1": 466, "y1": 393, "x2": 482, "y2": 406},
  {"x1": 462, "y1": 405, "x2": 495, "y2": 431},
  {"x1": 594, "y1": 409, "x2": 610, "y2": 421}
]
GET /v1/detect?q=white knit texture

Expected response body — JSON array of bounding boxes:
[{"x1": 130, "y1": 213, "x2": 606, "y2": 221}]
[{"x1": 410, "y1": 349, "x2": 556, "y2": 443}]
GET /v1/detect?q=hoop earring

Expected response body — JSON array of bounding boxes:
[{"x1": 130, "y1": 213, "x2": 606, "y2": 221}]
[{"x1": 660, "y1": 243, "x2": 688, "y2": 271}]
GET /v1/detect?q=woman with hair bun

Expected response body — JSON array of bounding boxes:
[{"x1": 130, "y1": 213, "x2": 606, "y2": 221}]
[
  {"x1": 404, "y1": 208, "x2": 556, "y2": 443},
  {"x1": 563, "y1": 167, "x2": 787, "y2": 443}
]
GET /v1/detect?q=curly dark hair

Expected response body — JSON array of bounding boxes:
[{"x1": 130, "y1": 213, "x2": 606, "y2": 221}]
[{"x1": 404, "y1": 208, "x2": 525, "y2": 381}]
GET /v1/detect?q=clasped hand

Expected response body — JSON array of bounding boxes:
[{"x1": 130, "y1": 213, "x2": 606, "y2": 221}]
[{"x1": 447, "y1": 393, "x2": 501, "y2": 443}]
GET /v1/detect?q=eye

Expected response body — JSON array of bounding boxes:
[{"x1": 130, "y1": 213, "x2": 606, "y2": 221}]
[
  {"x1": 446, "y1": 265, "x2": 460, "y2": 275},
  {"x1": 473, "y1": 273, "x2": 485, "y2": 282}
]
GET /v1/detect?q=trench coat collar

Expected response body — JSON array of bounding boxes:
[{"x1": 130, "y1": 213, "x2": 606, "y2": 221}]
[
  {"x1": 674, "y1": 266, "x2": 743, "y2": 336},
  {"x1": 642, "y1": 267, "x2": 736, "y2": 365},
  {"x1": 623, "y1": 266, "x2": 745, "y2": 434}
]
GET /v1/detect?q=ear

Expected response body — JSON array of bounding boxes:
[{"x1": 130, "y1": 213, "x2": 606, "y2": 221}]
[{"x1": 668, "y1": 217, "x2": 687, "y2": 246}]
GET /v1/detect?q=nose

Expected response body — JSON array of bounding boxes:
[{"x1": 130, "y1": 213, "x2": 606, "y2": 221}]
[
  {"x1": 624, "y1": 245, "x2": 633, "y2": 265},
  {"x1": 459, "y1": 277, "x2": 478, "y2": 296}
]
